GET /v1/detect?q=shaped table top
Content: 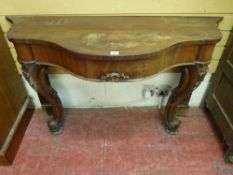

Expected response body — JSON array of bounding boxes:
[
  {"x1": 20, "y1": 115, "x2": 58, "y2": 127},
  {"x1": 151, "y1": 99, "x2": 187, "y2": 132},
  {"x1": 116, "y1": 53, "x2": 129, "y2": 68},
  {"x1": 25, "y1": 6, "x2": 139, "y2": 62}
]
[{"x1": 7, "y1": 16, "x2": 222, "y2": 57}]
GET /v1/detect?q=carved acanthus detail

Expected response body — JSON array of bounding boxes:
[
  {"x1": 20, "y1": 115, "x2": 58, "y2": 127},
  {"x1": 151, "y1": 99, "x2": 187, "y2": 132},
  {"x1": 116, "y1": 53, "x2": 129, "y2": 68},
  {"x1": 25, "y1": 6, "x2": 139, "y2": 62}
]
[{"x1": 193, "y1": 63, "x2": 209, "y2": 89}]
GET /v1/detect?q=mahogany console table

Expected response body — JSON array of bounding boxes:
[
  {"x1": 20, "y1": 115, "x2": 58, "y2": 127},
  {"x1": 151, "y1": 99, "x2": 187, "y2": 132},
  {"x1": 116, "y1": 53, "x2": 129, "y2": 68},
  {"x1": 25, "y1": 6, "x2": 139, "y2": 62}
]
[{"x1": 7, "y1": 16, "x2": 222, "y2": 135}]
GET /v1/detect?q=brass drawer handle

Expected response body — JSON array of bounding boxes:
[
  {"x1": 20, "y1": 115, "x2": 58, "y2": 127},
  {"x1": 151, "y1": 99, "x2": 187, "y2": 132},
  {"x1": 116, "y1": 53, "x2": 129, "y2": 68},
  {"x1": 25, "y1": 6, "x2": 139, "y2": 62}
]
[{"x1": 100, "y1": 72, "x2": 130, "y2": 82}]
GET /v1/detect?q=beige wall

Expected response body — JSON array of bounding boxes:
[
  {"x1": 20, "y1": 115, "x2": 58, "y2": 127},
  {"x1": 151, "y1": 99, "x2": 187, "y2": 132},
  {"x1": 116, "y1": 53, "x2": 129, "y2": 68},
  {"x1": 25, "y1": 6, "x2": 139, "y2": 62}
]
[{"x1": 0, "y1": 0, "x2": 233, "y2": 73}]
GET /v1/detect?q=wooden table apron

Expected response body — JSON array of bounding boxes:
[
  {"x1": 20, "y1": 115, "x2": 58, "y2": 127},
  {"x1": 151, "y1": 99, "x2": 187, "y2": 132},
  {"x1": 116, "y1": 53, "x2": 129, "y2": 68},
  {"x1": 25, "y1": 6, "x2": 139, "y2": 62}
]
[{"x1": 7, "y1": 16, "x2": 222, "y2": 135}]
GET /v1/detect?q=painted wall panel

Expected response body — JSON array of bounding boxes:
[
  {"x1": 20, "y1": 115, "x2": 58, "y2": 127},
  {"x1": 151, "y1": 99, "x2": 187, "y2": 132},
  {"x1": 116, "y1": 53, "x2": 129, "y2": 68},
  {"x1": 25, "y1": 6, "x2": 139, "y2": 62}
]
[{"x1": 0, "y1": 0, "x2": 233, "y2": 15}]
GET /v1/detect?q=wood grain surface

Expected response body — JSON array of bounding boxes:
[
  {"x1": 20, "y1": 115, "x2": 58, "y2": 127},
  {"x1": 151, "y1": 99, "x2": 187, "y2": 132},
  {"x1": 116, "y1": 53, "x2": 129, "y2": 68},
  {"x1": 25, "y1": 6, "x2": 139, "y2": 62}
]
[{"x1": 7, "y1": 16, "x2": 222, "y2": 57}]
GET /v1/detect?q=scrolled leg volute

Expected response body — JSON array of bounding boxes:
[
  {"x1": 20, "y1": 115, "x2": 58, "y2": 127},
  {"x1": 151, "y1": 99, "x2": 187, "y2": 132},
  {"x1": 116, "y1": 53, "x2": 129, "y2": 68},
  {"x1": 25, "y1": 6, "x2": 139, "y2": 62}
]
[
  {"x1": 22, "y1": 63, "x2": 63, "y2": 135},
  {"x1": 164, "y1": 63, "x2": 208, "y2": 134}
]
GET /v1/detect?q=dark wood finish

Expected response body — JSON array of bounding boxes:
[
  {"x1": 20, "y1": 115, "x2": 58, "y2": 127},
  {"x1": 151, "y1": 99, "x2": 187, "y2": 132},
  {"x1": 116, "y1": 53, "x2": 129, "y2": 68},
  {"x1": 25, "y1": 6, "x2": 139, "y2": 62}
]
[
  {"x1": 165, "y1": 63, "x2": 208, "y2": 133},
  {"x1": 23, "y1": 64, "x2": 63, "y2": 134},
  {"x1": 206, "y1": 30, "x2": 233, "y2": 163},
  {"x1": 7, "y1": 16, "x2": 222, "y2": 134},
  {"x1": 0, "y1": 104, "x2": 34, "y2": 165},
  {"x1": 0, "y1": 27, "x2": 34, "y2": 165}
]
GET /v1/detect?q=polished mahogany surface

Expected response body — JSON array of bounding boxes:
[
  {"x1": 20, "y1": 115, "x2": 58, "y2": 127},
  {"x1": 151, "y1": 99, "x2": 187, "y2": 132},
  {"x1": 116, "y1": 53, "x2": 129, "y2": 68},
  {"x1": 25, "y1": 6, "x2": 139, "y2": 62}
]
[{"x1": 8, "y1": 16, "x2": 221, "y2": 58}]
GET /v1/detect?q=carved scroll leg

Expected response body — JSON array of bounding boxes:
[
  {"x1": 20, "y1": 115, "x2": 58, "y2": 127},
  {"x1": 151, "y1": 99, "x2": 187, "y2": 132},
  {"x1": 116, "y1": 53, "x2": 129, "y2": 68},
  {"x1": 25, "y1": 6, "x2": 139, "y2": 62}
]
[
  {"x1": 23, "y1": 63, "x2": 63, "y2": 135},
  {"x1": 164, "y1": 63, "x2": 206, "y2": 134}
]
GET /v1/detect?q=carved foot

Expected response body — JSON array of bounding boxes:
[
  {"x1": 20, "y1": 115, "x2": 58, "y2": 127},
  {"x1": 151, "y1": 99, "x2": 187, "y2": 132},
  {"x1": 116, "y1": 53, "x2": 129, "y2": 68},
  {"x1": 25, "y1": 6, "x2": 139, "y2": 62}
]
[
  {"x1": 224, "y1": 146, "x2": 233, "y2": 163},
  {"x1": 165, "y1": 118, "x2": 181, "y2": 135},
  {"x1": 47, "y1": 118, "x2": 63, "y2": 135}
]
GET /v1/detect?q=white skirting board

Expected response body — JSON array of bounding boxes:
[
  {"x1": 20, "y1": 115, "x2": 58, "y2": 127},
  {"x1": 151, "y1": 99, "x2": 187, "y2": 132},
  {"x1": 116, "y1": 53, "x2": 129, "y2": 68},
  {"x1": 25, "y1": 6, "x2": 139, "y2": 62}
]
[{"x1": 23, "y1": 73, "x2": 212, "y2": 109}]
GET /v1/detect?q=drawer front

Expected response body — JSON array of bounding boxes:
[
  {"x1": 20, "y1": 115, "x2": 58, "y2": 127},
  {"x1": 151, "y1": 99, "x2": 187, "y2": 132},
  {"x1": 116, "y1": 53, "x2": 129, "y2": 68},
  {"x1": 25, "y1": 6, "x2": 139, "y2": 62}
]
[{"x1": 15, "y1": 42, "x2": 213, "y2": 81}]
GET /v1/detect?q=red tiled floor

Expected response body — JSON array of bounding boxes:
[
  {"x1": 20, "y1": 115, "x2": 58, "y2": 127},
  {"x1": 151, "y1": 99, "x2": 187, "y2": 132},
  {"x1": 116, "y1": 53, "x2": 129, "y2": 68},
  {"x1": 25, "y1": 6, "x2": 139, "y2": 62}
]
[{"x1": 1, "y1": 108, "x2": 233, "y2": 175}]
